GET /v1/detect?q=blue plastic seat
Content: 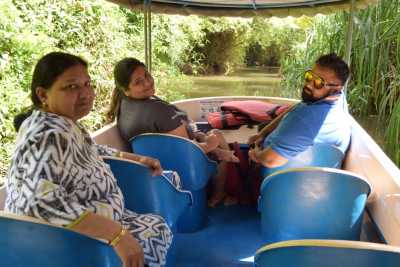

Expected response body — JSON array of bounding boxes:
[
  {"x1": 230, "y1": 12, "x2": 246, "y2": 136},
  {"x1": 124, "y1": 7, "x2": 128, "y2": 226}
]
[
  {"x1": 0, "y1": 213, "x2": 120, "y2": 267},
  {"x1": 258, "y1": 167, "x2": 371, "y2": 244},
  {"x1": 103, "y1": 156, "x2": 192, "y2": 232},
  {"x1": 261, "y1": 143, "x2": 345, "y2": 178},
  {"x1": 130, "y1": 133, "x2": 218, "y2": 233},
  {"x1": 255, "y1": 239, "x2": 400, "y2": 267},
  {"x1": 103, "y1": 157, "x2": 193, "y2": 267}
]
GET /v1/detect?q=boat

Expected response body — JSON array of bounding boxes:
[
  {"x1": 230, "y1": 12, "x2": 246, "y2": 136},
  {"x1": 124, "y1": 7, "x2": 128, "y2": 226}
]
[
  {"x1": 1, "y1": 0, "x2": 400, "y2": 266},
  {"x1": 91, "y1": 95, "x2": 400, "y2": 266}
]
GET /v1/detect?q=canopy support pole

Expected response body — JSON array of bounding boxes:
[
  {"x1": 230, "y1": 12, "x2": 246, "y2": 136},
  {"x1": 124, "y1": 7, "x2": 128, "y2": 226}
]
[
  {"x1": 343, "y1": 0, "x2": 355, "y2": 108},
  {"x1": 344, "y1": 0, "x2": 355, "y2": 65},
  {"x1": 144, "y1": 0, "x2": 152, "y2": 72}
]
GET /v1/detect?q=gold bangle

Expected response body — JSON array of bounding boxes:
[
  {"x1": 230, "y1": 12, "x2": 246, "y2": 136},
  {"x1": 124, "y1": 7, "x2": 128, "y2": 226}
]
[
  {"x1": 66, "y1": 210, "x2": 90, "y2": 229},
  {"x1": 109, "y1": 226, "x2": 128, "y2": 247},
  {"x1": 115, "y1": 151, "x2": 123, "y2": 158}
]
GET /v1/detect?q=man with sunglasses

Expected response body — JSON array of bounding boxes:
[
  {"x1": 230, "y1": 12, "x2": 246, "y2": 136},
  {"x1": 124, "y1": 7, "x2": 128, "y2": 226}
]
[{"x1": 248, "y1": 53, "x2": 351, "y2": 168}]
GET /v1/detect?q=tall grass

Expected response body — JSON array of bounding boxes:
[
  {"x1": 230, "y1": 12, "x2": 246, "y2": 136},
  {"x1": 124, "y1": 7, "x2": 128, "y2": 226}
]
[
  {"x1": 280, "y1": 0, "x2": 400, "y2": 166},
  {"x1": 280, "y1": 14, "x2": 345, "y2": 98},
  {"x1": 348, "y1": 0, "x2": 400, "y2": 165},
  {"x1": 385, "y1": 101, "x2": 400, "y2": 164}
]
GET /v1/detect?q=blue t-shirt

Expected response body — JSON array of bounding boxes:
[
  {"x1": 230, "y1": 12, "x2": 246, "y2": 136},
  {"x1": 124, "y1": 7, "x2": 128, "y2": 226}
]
[{"x1": 263, "y1": 95, "x2": 351, "y2": 159}]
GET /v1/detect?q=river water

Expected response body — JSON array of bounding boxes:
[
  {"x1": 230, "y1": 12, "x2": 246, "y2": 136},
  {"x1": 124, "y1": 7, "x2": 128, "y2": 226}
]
[
  {"x1": 178, "y1": 67, "x2": 281, "y2": 98},
  {"x1": 177, "y1": 67, "x2": 385, "y2": 147}
]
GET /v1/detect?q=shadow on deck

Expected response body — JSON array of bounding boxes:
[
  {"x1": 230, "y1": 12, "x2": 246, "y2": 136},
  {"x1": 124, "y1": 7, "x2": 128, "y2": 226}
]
[{"x1": 175, "y1": 205, "x2": 263, "y2": 267}]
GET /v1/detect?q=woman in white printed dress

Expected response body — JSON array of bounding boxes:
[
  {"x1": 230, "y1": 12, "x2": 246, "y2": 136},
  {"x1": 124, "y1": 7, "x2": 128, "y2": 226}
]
[{"x1": 6, "y1": 52, "x2": 172, "y2": 267}]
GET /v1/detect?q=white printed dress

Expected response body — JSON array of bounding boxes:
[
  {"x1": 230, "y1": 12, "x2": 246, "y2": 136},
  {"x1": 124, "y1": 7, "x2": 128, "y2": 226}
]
[{"x1": 5, "y1": 110, "x2": 172, "y2": 267}]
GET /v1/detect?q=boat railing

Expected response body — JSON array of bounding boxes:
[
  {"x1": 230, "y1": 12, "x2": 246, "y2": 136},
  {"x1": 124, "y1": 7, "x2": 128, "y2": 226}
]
[
  {"x1": 92, "y1": 123, "x2": 130, "y2": 152},
  {"x1": 343, "y1": 116, "x2": 400, "y2": 245}
]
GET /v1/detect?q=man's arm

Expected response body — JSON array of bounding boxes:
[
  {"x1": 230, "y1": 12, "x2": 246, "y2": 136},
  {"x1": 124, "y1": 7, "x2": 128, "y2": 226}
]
[
  {"x1": 248, "y1": 103, "x2": 311, "y2": 168},
  {"x1": 248, "y1": 104, "x2": 296, "y2": 145}
]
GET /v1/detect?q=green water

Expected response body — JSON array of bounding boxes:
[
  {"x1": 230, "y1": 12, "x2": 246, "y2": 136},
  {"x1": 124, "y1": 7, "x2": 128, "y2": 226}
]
[
  {"x1": 177, "y1": 67, "x2": 282, "y2": 99},
  {"x1": 178, "y1": 67, "x2": 385, "y2": 147}
]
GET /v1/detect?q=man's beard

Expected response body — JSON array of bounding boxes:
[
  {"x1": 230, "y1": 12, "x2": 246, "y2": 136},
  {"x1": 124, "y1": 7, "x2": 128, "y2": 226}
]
[{"x1": 301, "y1": 86, "x2": 331, "y2": 103}]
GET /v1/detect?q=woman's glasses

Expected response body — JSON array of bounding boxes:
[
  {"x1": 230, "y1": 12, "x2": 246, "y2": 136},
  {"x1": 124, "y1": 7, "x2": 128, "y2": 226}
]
[{"x1": 304, "y1": 70, "x2": 339, "y2": 89}]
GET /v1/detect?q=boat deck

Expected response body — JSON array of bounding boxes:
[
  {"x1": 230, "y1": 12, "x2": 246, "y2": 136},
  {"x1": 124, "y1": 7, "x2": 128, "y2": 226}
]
[
  {"x1": 175, "y1": 205, "x2": 263, "y2": 267},
  {"x1": 174, "y1": 203, "x2": 382, "y2": 267}
]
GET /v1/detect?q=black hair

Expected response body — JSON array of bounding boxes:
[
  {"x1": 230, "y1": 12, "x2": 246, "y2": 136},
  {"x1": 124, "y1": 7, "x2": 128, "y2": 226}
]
[
  {"x1": 13, "y1": 52, "x2": 87, "y2": 131},
  {"x1": 106, "y1": 57, "x2": 145, "y2": 123},
  {"x1": 315, "y1": 53, "x2": 350, "y2": 85}
]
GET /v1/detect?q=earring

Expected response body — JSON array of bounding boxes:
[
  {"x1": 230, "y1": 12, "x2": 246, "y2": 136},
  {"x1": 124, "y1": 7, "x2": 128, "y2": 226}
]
[{"x1": 42, "y1": 101, "x2": 48, "y2": 109}]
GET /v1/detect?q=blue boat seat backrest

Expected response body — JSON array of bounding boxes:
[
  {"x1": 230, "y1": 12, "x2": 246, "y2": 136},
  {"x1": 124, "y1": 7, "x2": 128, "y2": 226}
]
[
  {"x1": 103, "y1": 157, "x2": 192, "y2": 230},
  {"x1": 255, "y1": 239, "x2": 400, "y2": 267},
  {"x1": 130, "y1": 133, "x2": 218, "y2": 233},
  {"x1": 0, "y1": 213, "x2": 120, "y2": 267},
  {"x1": 130, "y1": 134, "x2": 217, "y2": 191},
  {"x1": 258, "y1": 167, "x2": 371, "y2": 244},
  {"x1": 261, "y1": 143, "x2": 345, "y2": 178}
]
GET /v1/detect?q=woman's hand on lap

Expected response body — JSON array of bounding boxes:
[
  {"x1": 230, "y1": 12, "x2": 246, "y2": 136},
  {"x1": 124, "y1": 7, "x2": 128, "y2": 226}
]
[
  {"x1": 119, "y1": 152, "x2": 163, "y2": 176},
  {"x1": 114, "y1": 233, "x2": 145, "y2": 267},
  {"x1": 139, "y1": 156, "x2": 163, "y2": 176}
]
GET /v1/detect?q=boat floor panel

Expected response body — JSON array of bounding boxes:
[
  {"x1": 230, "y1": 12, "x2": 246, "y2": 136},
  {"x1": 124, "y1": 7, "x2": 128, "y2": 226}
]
[{"x1": 175, "y1": 205, "x2": 262, "y2": 267}]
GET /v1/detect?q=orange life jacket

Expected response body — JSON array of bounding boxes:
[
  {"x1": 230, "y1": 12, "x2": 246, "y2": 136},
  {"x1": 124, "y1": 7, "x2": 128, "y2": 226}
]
[{"x1": 207, "y1": 100, "x2": 289, "y2": 129}]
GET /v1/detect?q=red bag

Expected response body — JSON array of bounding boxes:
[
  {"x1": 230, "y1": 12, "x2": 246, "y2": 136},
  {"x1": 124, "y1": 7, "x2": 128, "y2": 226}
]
[{"x1": 225, "y1": 142, "x2": 262, "y2": 205}]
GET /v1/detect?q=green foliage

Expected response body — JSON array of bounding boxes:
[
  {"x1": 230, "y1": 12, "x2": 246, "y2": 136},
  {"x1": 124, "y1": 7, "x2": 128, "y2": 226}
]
[
  {"x1": 179, "y1": 17, "x2": 306, "y2": 76},
  {"x1": 0, "y1": 0, "x2": 189, "y2": 183},
  {"x1": 280, "y1": 14, "x2": 346, "y2": 98},
  {"x1": 177, "y1": 16, "x2": 305, "y2": 76},
  {"x1": 179, "y1": 17, "x2": 248, "y2": 75},
  {"x1": 385, "y1": 100, "x2": 400, "y2": 164},
  {"x1": 245, "y1": 17, "x2": 305, "y2": 68},
  {"x1": 153, "y1": 63, "x2": 189, "y2": 102}
]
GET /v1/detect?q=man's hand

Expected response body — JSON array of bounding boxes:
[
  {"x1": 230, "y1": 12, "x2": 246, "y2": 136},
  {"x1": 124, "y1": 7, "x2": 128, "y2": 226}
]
[
  {"x1": 114, "y1": 233, "x2": 145, "y2": 267},
  {"x1": 247, "y1": 134, "x2": 258, "y2": 145},
  {"x1": 249, "y1": 146, "x2": 288, "y2": 168},
  {"x1": 248, "y1": 146, "x2": 262, "y2": 163},
  {"x1": 248, "y1": 134, "x2": 263, "y2": 147}
]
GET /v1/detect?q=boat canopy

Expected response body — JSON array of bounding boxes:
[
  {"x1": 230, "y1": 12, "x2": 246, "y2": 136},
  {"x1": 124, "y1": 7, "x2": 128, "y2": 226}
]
[{"x1": 107, "y1": 0, "x2": 379, "y2": 17}]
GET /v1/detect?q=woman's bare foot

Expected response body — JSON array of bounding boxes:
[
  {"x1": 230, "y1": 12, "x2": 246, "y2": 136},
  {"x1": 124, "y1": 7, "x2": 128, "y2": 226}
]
[
  {"x1": 213, "y1": 148, "x2": 240, "y2": 163},
  {"x1": 208, "y1": 192, "x2": 226, "y2": 207},
  {"x1": 208, "y1": 194, "x2": 238, "y2": 207},
  {"x1": 224, "y1": 195, "x2": 238, "y2": 206}
]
